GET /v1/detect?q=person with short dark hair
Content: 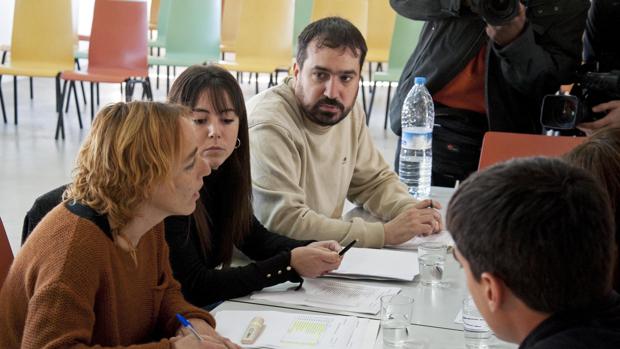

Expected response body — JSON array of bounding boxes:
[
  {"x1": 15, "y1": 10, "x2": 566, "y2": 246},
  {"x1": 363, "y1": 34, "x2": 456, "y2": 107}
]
[
  {"x1": 565, "y1": 126, "x2": 620, "y2": 292},
  {"x1": 447, "y1": 157, "x2": 620, "y2": 348},
  {"x1": 248, "y1": 17, "x2": 442, "y2": 248}
]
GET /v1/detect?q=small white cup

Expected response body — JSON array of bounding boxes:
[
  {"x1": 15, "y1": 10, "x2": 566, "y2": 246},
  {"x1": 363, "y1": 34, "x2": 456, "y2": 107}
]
[{"x1": 418, "y1": 242, "x2": 447, "y2": 286}]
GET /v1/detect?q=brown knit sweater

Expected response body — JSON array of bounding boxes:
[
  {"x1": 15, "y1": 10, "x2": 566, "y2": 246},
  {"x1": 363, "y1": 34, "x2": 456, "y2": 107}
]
[{"x1": 0, "y1": 203, "x2": 215, "y2": 348}]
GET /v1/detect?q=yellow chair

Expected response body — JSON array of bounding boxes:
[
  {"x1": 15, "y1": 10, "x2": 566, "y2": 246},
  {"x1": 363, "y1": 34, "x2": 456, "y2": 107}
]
[
  {"x1": 149, "y1": 0, "x2": 161, "y2": 32},
  {"x1": 366, "y1": 0, "x2": 396, "y2": 79},
  {"x1": 0, "y1": 0, "x2": 74, "y2": 126},
  {"x1": 220, "y1": 0, "x2": 242, "y2": 55},
  {"x1": 219, "y1": 0, "x2": 295, "y2": 93},
  {"x1": 311, "y1": 0, "x2": 368, "y2": 37}
]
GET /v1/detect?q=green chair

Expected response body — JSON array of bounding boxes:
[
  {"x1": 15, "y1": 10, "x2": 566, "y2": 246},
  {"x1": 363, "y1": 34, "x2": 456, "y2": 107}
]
[
  {"x1": 148, "y1": 0, "x2": 172, "y2": 51},
  {"x1": 148, "y1": 0, "x2": 221, "y2": 94},
  {"x1": 292, "y1": 0, "x2": 313, "y2": 54},
  {"x1": 367, "y1": 16, "x2": 424, "y2": 129}
]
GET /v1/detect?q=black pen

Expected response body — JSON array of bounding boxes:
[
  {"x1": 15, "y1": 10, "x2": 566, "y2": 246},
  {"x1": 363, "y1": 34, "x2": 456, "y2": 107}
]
[{"x1": 339, "y1": 239, "x2": 357, "y2": 256}]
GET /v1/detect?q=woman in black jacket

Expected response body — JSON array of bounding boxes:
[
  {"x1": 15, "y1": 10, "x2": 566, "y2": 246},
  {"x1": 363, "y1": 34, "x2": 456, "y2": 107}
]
[{"x1": 164, "y1": 65, "x2": 342, "y2": 308}]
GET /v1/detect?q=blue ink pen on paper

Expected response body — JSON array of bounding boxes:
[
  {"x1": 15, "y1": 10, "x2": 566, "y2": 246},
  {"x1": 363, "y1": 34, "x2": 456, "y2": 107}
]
[{"x1": 176, "y1": 313, "x2": 202, "y2": 342}]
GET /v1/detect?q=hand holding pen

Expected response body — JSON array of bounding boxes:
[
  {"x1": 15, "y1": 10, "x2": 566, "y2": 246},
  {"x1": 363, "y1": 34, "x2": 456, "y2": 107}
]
[
  {"x1": 174, "y1": 314, "x2": 240, "y2": 349},
  {"x1": 291, "y1": 240, "x2": 343, "y2": 278}
]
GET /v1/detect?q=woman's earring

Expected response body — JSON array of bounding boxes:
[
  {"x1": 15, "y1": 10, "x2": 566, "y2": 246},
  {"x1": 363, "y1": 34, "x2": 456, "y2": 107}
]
[{"x1": 235, "y1": 138, "x2": 241, "y2": 149}]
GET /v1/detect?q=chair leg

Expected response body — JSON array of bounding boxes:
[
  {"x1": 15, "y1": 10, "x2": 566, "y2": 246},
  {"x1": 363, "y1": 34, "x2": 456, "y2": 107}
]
[
  {"x1": 71, "y1": 81, "x2": 83, "y2": 129},
  {"x1": 144, "y1": 77, "x2": 153, "y2": 101},
  {"x1": 360, "y1": 76, "x2": 367, "y2": 120},
  {"x1": 96, "y1": 83, "x2": 100, "y2": 105},
  {"x1": 0, "y1": 75, "x2": 6, "y2": 124},
  {"x1": 367, "y1": 80, "x2": 378, "y2": 125},
  {"x1": 166, "y1": 66, "x2": 170, "y2": 94},
  {"x1": 29, "y1": 77, "x2": 33, "y2": 99},
  {"x1": 74, "y1": 58, "x2": 87, "y2": 104},
  {"x1": 255, "y1": 73, "x2": 259, "y2": 94},
  {"x1": 384, "y1": 83, "x2": 392, "y2": 130},
  {"x1": 367, "y1": 62, "x2": 373, "y2": 95},
  {"x1": 55, "y1": 76, "x2": 67, "y2": 140},
  {"x1": 90, "y1": 82, "x2": 95, "y2": 122},
  {"x1": 64, "y1": 81, "x2": 72, "y2": 113},
  {"x1": 13, "y1": 76, "x2": 17, "y2": 125}
]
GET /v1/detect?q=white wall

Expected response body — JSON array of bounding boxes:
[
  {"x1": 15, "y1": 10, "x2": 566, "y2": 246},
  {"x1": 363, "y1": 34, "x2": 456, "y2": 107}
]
[{"x1": 0, "y1": 0, "x2": 15, "y2": 45}]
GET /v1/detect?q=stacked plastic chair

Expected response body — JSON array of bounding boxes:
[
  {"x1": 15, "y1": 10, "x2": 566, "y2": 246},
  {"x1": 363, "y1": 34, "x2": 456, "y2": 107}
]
[
  {"x1": 57, "y1": 0, "x2": 150, "y2": 140},
  {"x1": 0, "y1": 0, "x2": 74, "y2": 126}
]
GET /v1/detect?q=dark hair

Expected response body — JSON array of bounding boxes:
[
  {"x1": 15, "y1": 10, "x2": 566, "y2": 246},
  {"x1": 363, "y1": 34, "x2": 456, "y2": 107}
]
[
  {"x1": 447, "y1": 157, "x2": 615, "y2": 313},
  {"x1": 296, "y1": 16, "x2": 367, "y2": 69},
  {"x1": 168, "y1": 64, "x2": 252, "y2": 265},
  {"x1": 564, "y1": 127, "x2": 620, "y2": 291}
]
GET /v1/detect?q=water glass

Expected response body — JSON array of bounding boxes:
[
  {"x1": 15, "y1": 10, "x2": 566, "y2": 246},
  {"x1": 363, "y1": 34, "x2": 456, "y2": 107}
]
[
  {"x1": 462, "y1": 297, "x2": 492, "y2": 348},
  {"x1": 418, "y1": 242, "x2": 447, "y2": 286},
  {"x1": 380, "y1": 295, "x2": 414, "y2": 347}
]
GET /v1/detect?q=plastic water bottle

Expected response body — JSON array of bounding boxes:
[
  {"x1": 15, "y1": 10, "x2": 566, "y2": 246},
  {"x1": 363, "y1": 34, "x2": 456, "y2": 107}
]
[{"x1": 399, "y1": 77, "x2": 434, "y2": 199}]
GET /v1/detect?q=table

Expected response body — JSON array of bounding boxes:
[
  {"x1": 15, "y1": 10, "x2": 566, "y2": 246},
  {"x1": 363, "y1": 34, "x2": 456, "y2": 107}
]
[{"x1": 213, "y1": 301, "x2": 516, "y2": 349}]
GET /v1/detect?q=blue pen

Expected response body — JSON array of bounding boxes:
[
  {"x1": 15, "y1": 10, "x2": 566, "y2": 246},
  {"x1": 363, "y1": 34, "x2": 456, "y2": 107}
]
[{"x1": 176, "y1": 313, "x2": 203, "y2": 342}]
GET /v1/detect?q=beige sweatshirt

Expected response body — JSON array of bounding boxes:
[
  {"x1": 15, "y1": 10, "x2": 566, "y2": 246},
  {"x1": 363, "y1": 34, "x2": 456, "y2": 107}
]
[{"x1": 247, "y1": 77, "x2": 417, "y2": 248}]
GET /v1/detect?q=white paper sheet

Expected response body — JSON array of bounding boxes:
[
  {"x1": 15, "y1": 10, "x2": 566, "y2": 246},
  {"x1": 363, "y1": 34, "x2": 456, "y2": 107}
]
[
  {"x1": 214, "y1": 310, "x2": 380, "y2": 349},
  {"x1": 387, "y1": 230, "x2": 455, "y2": 250},
  {"x1": 328, "y1": 247, "x2": 419, "y2": 281},
  {"x1": 250, "y1": 278, "x2": 401, "y2": 314}
]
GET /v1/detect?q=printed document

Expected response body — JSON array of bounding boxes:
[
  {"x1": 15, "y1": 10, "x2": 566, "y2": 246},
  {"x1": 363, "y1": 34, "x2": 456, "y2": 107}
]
[
  {"x1": 251, "y1": 278, "x2": 401, "y2": 314},
  {"x1": 215, "y1": 310, "x2": 379, "y2": 349}
]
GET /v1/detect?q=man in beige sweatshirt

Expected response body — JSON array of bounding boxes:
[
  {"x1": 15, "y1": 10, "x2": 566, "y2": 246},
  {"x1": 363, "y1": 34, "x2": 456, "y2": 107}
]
[{"x1": 247, "y1": 17, "x2": 442, "y2": 248}]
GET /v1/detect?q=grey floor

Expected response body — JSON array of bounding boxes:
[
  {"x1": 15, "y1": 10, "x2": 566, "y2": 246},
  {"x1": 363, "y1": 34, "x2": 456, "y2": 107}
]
[{"x1": 0, "y1": 66, "x2": 399, "y2": 255}]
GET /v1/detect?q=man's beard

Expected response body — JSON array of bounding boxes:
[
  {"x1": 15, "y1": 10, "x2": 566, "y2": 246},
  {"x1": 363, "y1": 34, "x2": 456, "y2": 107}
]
[{"x1": 302, "y1": 96, "x2": 354, "y2": 127}]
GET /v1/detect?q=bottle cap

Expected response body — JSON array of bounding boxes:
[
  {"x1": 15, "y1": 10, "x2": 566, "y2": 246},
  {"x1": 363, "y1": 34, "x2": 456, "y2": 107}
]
[{"x1": 414, "y1": 77, "x2": 427, "y2": 85}]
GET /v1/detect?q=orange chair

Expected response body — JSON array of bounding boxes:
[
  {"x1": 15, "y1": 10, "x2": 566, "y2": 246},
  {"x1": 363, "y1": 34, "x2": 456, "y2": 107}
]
[
  {"x1": 0, "y1": 216, "x2": 14, "y2": 288},
  {"x1": 478, "y1": 131, "x2": 586, "y2": 170},
  {"x1": 58, "y1": 0, "x2": 150, "y2": 140}
]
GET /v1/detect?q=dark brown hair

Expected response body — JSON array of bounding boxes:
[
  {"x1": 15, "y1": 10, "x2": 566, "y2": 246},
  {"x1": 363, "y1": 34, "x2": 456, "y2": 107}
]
[
  {"x1": 168, "y1": 64, "x2": 252, "y2": 265},
  {"x1": 447, "y1": 157, "x2": 614, "y2": 313},
  {"x1": 296, "y1": 16, "x2": 367, "y2": 69},
  {"x1": 564, "y1": 127, "x2": 620, "y2": 291}
]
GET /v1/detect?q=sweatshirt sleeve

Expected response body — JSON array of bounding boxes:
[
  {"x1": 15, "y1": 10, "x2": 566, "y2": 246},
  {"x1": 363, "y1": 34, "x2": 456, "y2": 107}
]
[
  {"x1": 250, "y1": 119, "x2": 386, "y2": 248},
  {"x1": 164, "y1": 216, "x2": 304, "y2": 307},
  {"x1": 346, "y1": 104, "x2": 419, "y2": 221}
]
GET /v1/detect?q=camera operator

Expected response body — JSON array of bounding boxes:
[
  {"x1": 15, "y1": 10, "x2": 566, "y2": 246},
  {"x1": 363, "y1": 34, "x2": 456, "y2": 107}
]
[
  {"x1": 578, "y1": 0, "x2": 620, "y2": 134},
  {"x1": 389, "y1": 0, "x2": 589, "y2": 186}
]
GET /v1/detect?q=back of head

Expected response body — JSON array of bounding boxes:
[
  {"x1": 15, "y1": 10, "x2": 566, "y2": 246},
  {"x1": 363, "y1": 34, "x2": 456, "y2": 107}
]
[
  {"x1": 296, "y1": 16, "x2": 367, "y2": 69},
  {"x1": 64, "y1": 101, "x2": 189, "y2": 232},
  {"x1": 564, "y1": 127, "x2": 620, "y2": 224},
  {"x1": 447, "y1": 157, "x2": 615, "y2": 313}
]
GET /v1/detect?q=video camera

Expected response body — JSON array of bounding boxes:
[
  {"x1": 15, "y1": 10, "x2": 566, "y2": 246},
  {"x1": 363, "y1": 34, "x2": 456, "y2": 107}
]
[
  {"x1": 540, "y1": 70, "x2": 620, "y2": 131},
  {"x1": 470, "y1": 0, "x2": 521, "y2": 26}
]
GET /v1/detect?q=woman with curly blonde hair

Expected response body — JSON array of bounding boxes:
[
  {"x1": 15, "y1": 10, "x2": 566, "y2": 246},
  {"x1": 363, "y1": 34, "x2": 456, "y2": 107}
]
[{"x1": 0, "y1": 101, "x2": 239, "y2": 349}]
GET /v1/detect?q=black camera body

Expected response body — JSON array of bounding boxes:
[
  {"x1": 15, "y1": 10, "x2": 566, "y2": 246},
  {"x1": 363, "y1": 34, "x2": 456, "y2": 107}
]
[
  {"x1": 540, "y1": 70, "x2": 620, "y2": 131},
  {"x1": 470, "y1": 0, "x2": 521, "y2": 26}
]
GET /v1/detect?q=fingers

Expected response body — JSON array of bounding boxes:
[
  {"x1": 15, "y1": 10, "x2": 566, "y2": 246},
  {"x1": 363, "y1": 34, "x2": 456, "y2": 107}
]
[
  {"x1": 592, "y1": 100, "x2": 620, "y2": 113},
  {"x1": 578, "y1": 116, "x2": 612, "y2": 133}
]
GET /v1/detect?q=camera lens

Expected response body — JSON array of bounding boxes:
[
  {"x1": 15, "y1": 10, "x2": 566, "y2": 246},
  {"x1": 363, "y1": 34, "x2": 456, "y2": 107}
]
[{"x1": 475, "y1": 0, "x2": 520, "y2": 26}]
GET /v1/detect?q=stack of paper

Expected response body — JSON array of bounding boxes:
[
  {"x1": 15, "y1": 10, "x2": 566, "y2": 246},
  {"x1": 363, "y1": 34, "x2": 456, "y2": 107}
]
[
  {"x1": 250, "y1": 278, "x2": 401, "y2": 314},
  {"x1": 214, "y1": 310, "x2": 379, "y2": 349},
  {"x1": 328, "y1": 247, "x2": 419, "y2": 281},
  {"x1": 388, "y1": 230, "x2": 455, "y2": 250}
]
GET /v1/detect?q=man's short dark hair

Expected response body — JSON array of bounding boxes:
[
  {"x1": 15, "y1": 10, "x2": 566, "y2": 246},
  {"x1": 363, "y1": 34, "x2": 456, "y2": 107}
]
[
  {"x1": 447, "y1": 157, "x2": 615, "y2": 313},
  {"x1": 296, "y1": 16, "x2": 367, "y2": 69}
]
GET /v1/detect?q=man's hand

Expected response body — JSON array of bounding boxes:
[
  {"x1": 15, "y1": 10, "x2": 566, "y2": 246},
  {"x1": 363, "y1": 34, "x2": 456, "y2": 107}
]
[
  {"x1": 486, "y1": 3, "x2": 526, "y2": 47},
  {"x1": 578, "y1": 100, "x2": 620, "y2": 135},
  {"x1": 383, "y1": 200, "x2": 443, "y2": 246},
  {"x1": 175, "y1": 318, "x2": 240, "y2": 349},
  {"x1": 291, "y1": 242, "x2": 342, "y2": 277}
]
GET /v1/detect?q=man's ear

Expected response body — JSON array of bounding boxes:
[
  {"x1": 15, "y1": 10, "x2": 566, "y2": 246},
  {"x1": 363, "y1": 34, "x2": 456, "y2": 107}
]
[
  {"x1": 293, "y1": 62, "x2": 300, "y2": 79},
  {"x1": 479, "y1": 272, "x2": 506, "y2": 313}
]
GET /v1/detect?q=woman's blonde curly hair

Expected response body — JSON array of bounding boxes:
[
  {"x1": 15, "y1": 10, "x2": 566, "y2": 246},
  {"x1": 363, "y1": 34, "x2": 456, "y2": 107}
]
[{"x1": 64, "y1": 101, "x2": 190, "y2": 234}]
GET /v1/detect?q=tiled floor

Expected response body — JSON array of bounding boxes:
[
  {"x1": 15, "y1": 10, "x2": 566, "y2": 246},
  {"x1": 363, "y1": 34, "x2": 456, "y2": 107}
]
[{"x1": 0, "y1": 67, "x2": 399, "y2": 254}]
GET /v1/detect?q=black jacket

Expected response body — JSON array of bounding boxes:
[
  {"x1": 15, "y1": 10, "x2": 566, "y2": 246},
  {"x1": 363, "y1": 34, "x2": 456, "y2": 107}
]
[
  {"x1": 584, "y1": 0, "x2": 620, "y2": 72},
  {"x1": 520, "y1": 292, "x2": 620, "y2": 348},
  {"x1": 388, "y1": 0, "x2": 589, "y2": 135},
  {"x1": 164, "y1": 175, "x2": 313, "y2": 308}
]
